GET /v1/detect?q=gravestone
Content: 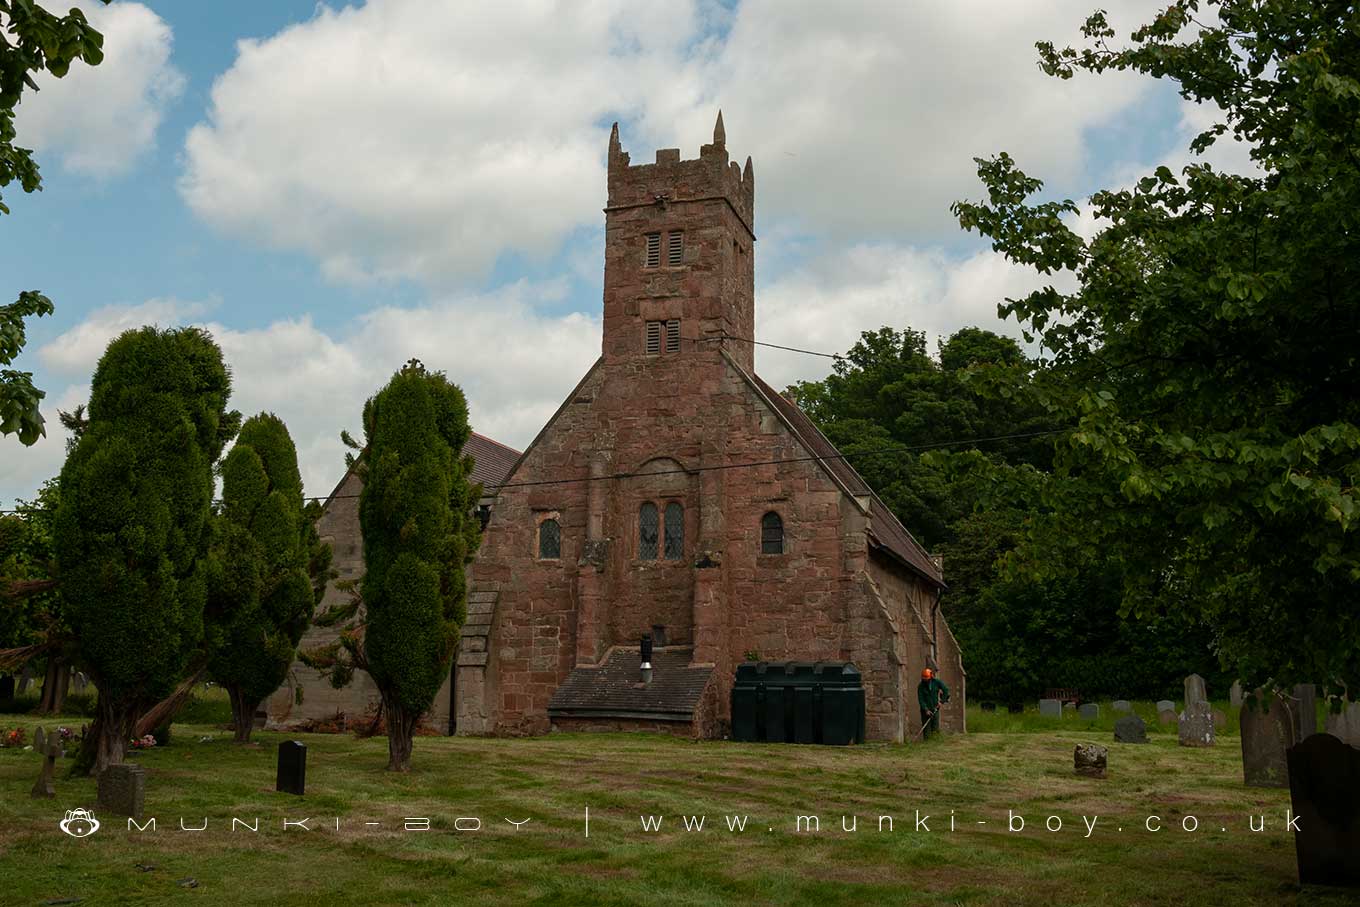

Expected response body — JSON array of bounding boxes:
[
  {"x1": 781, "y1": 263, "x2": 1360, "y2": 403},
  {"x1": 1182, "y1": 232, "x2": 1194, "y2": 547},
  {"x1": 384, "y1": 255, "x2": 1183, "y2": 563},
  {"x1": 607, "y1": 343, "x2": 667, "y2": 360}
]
[
  {"x1": 1212, "y1": 708, "x2": 1227, "y2": 731},
  {"x1": 1038, "y1": 699, "x2": 1061, "y2": 719},
  {"x1": 277, "y1": 740, "x2": 306, "y2": 795},
  {"x1": 1063, "y1": 701, "x2": 1077, "y2": 715},
  {"x1": 1294, "y1": 684, "x2": 1318, "y2": 738},
  {"x1": 1230, "y1": 680, "x2": 1244, "y2": 709},
  {"x1": 1241, "y1": 686, "x2": 1307, "y2": 787},
  {"x1": 1006, "y1": 703, "x2": 1023, "y2": 714},
  {"x1": 1286, "y1": 733, "x2": 1360, "y2": 888},
  {"x1": 97, "y1": 763, "x2": 146, "y2": 819},
  {"x1": 1184, "y1": 674, "x2": 1208, "y2": 706},
  {"x1": 1112, "y1": 700, "x2": 1132, "y2": 714},
  {"x1": 30, "y1": 727, "x2": 60, "y2": 798},
  {"x1": 1178, "y1": 700, "x2": 1215, "y2": 747},
  {"x1": 71, "y1": 671, "x2": 88, "y2": 693},
  {"x1": 0, "y1": 674, "x2": 14, "y2": 702},
  {"x1": 1324, "y1": 700, "x2": 1360, "y2": 748},
  {"x1": 1158, "y1": 709, "x2": 1178, "y2": 726},
  {"x1": 18, "y1": 665, "x2": 33, "y2": 694},
  {"x1": 1156, "y1": 699, "x2": 1175, "y2": 714},
  {"x1": 980, "y1": 702, "x2": 996, "y2": 713},
  {"x1": 1078, "y1": 703, "x2": 1100, "y2": 721},
  {"x1": 1114, "y1": 715, "x2": 1148, "y2": 744},
  {"x1": 1074, "y1": 743, "x2": 1107, "y2": 778}
]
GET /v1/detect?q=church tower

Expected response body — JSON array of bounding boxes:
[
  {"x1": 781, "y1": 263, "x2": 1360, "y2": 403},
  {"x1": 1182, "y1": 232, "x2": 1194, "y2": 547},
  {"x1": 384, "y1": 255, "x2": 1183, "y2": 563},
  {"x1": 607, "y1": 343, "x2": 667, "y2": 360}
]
[{"x1": 602, "y1": 113, "x2": 756, "y2": 372}]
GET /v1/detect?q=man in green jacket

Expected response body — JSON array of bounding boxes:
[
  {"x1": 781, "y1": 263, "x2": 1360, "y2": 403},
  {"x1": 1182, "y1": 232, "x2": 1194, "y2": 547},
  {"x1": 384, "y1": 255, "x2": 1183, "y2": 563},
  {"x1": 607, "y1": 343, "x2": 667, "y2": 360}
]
[{"x1": 917, "y1": 667, "x2": 950, "y2": 740}]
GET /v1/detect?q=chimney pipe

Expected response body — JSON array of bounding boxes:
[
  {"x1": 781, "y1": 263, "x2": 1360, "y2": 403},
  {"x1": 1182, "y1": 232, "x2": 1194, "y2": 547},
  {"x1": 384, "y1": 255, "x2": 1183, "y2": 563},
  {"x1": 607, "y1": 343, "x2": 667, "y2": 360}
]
[{"x1": 640, "y1": 633, "x2": 653, "y2": 684}]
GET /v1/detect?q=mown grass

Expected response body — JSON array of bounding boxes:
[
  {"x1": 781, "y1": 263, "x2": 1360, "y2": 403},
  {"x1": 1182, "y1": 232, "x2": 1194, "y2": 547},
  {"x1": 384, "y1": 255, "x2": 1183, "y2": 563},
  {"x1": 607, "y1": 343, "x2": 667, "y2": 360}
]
[{"x1": 0, "y1": 700, "x2": 1347, "y2": 906}]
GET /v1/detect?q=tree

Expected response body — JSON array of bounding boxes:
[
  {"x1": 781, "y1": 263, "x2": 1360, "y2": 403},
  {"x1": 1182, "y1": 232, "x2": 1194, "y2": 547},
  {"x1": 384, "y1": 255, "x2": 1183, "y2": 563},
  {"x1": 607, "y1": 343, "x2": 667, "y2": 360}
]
[
  {"x1": 206, "y1": 413, "x2": 330, "y2": 743},
  {"x1": 951, "y1": 0, "x2": 1360, "y2": 698},
  {"x1": 1, "y1": 2, "x2": 107, "y2": 445},
  {"x1": 54, "y1": 326, "x2": 239, "y2": 773},
  {"x1": 305, "y1": 360, "x2": 480, "y2": 771}
]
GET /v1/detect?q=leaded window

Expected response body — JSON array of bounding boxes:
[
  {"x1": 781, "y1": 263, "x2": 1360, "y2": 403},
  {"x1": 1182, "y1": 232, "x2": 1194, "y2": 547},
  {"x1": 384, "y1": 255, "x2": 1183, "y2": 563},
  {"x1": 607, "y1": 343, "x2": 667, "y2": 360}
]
[
  {"x1": 664, "y1": 502, "x2": 684, "y2": 560},
  {"x1": 761, "y1": 511, "x2": 784, "y2": 555},
  {"x1": 538, "y1": 518, "x2": 560, "y2": 559},
  {"x1": 639, "y1": 503, "x2": 659, "y2": 560}
]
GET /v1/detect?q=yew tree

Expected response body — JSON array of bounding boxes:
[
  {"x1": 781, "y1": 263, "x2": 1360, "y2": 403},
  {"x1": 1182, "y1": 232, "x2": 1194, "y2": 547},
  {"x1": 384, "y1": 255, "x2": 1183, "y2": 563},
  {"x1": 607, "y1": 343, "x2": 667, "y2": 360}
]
[
  {"x1": 357, "y1": 360, "x2": 478, "y2": 771},
  {"x1": 206, "y1": 413, "x2": 329, "y2": 743},
  {"x1": 54, "y1": 327, "x2": 238, "y2": 773},
  {"x1": 952, "y1": 0, "x2": 1360, "y2": 697}
]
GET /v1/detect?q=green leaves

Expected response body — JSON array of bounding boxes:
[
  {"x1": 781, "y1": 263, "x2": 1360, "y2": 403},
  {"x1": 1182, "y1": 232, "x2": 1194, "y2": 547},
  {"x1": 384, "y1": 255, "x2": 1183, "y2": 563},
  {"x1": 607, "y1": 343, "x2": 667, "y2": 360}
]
[{"x1": 954, "y1": 0, "x2": 1360, "y2": 698}]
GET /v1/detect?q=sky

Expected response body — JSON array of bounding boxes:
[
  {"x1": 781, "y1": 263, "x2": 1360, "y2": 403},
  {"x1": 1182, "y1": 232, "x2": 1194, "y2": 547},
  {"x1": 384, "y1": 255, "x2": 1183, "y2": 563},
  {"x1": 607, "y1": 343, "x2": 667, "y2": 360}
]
[{"x1": 0, "y1": 0, "x2": 1250, "y2": 506}]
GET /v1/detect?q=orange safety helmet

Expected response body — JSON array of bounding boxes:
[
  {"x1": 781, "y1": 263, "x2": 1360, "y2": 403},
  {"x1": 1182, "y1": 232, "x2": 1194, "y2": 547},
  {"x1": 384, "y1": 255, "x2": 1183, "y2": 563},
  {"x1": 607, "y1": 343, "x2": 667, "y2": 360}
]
[{"x1": 921, "y1": 668, "x2": 934, "y2": 680}]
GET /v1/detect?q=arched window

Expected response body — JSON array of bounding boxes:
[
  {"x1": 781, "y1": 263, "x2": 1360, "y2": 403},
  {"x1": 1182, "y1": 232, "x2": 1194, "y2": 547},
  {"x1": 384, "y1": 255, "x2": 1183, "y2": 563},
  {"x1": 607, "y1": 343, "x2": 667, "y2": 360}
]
[
  {"x1": 761, "y1": 511, "x2": 784, "y2": 555},
  {"x1": 639, "y1": 503, "x2": 659, "y2": 560},
  {"x1": 664, "y1": 502, "x2": 684, "y2": 560},
  {"x1": 538, "y1": 518, "x2": 560, "y2": 559}
]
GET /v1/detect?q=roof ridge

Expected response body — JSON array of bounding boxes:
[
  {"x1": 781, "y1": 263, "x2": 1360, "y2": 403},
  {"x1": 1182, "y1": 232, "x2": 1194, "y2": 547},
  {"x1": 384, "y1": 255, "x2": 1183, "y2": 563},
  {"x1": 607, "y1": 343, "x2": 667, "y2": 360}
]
[{"x1": 469, "y1": 431, "x2": 522, "y2": 457}]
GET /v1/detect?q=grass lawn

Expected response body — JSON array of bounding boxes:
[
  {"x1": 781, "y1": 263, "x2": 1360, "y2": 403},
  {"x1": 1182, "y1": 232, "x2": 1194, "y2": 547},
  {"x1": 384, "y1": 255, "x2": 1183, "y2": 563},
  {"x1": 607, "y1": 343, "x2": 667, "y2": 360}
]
[{"x1": 0, "y1": 697, "x2": 1349, "y2": 906}]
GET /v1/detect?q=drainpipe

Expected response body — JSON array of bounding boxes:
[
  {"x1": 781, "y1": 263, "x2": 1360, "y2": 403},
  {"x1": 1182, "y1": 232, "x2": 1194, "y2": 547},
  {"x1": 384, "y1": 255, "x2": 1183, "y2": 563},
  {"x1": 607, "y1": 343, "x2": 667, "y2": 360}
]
[{"x1": 640, "y1": 633, "x2": 654, "y2": 685}]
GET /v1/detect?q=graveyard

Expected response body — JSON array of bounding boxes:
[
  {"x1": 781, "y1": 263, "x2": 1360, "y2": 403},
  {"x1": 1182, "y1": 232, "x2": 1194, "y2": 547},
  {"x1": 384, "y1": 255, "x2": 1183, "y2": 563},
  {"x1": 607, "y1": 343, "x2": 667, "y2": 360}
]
[{"x1": 2, "y1": 693, "x2": 1355, "y2": 906}]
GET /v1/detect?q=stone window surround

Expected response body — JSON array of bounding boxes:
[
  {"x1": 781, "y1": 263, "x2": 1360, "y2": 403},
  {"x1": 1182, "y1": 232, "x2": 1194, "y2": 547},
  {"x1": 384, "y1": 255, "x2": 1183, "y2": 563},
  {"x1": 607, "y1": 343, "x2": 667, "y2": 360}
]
[
  {"x1": 534, "y1": 510, "x2": 563, "y2": 561},
  {"x1": 635, "y1": 498, "x2": 685, "y2": 564},
  {"x1": 759, "y1": 510, "x2": 786, "y2": 556}
]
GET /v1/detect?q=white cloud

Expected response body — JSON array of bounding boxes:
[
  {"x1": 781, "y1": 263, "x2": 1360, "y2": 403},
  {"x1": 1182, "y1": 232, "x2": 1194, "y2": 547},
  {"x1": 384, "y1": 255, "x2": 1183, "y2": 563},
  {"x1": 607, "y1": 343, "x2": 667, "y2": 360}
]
[
  {"x1": 13, "y1": 1, "x2": 184, "y2": 178},
  {"x1": 180, "y1": 0, "x2": 1161, "y2": 286},
  {"x1": 8, "y1": 286, "x2": 599, "y2": 503}
]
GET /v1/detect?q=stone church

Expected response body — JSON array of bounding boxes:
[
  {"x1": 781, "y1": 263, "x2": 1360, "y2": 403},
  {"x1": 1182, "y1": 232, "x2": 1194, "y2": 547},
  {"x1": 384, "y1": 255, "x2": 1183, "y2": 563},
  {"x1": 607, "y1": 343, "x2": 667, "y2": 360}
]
[{"x1": 456, "y1": 116, "x2": 965, "y2": 742}]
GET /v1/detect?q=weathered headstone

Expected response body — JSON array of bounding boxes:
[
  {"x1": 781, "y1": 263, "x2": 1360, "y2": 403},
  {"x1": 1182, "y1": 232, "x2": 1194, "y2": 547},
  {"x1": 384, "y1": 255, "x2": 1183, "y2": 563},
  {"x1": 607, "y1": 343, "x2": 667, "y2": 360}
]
[
  {"x1": 1038, "y1": 699, "x2": 1061, "y2": 719},
  {"x1": 71, "y1": 671, "x2": 88, "y2": 693},
  {"x1": 1230, "y1": 680, "x2": 1244, "y2": 709},
  {"x1": 1112, "y1": 700, "x2": 1132, "y2": 714},
  {"x1": 1324, "y1": 700, "x2": 1360, "y2": 748},
  {"x1": 30, "y1": 727, "x2": 60, "y2": 798},
  {"x1": 1078, "y1": 703, "x2": 1100, "y2": 721},
  {"x1": 1156, "y1": 699, "x2": 1175, "y2": 714},
  {"x1": 1178, "y1": 700, "x2": 1215, "y2": 747},
  {"x1": 18, "y1": 665, "x2": 33, "y2": 694},
  {"x1": 1114, "y1": 715, "x2": 1148, "y2": 744},
  {"x1": 1158, "y1": 709, "x2": 1178, "y2": 726},
  {"x1": 1286, "y1": 733, "x2": 1360, "y2": 888},
  {"x1": 1294, "y1": 684, "x2": 1318, "y2": 738},
  {"x1": 277, "y1": 740, "x2": 306, "y2": 795},
  {"x1": 1184, "y1": 674, "x2": 1208, "y2": 706},
  {"x1": 980, "y1": 702, "x2": 996, "y2": 713},
  {"x1": 1074, "y1": 743, "x2": 1107, "y2": 778},
  {"x1": 1241, "y1": 687, "x2": 1305, "y2": 787},
  {"x1": 97, "y1": 763, "x2": 146, "y2": 819},
  {"x1": 1212, "y1": 708, "x2": 1227, "y2": 731}
]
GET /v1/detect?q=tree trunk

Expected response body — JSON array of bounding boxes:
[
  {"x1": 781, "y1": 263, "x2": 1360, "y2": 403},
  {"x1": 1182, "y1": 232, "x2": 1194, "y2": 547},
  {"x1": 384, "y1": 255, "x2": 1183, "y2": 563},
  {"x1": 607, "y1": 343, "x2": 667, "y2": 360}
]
[
  {"x1": 36, "y1": 655, "x2": 68, "y2": 714},
  {"x1": 92, "y1": 694, "x2": 136, "y2": 776},
  {"x1": 227, "y1": 684, "x2": 260, "y2": 744},
  {"x1": 384, "y1": 697, "x2": 418, "y2": 772},
  {"x1": 134, "y1": 664, "x2": 208, "y2": 738}
]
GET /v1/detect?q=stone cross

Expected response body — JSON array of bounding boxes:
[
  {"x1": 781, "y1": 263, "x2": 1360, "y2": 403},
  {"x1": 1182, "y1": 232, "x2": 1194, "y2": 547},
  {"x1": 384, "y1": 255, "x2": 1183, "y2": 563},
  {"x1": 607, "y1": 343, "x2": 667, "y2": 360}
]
[
  {"x1": 97, "y1": 763, "x2": 146, "y2": 819},
  {"x1": 30, "y1": 727, "x2": 60, "y2": 799}
]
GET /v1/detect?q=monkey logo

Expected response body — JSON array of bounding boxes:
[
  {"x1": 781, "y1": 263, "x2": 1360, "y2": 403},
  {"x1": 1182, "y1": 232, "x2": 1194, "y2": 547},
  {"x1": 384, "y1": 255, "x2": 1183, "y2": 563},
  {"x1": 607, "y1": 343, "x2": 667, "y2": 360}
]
[{"x1": 59, "y1": 808, "x2": 100, "y2": 838}]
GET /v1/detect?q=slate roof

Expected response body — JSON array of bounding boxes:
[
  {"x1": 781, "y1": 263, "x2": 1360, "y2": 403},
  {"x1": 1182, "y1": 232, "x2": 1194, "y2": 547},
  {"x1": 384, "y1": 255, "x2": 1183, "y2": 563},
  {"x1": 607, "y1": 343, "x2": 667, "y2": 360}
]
[
  {"x1": 747, "y1": 370, "x2": 945, "y2": 589},
  {"x1": 463, "y1": 432, "x2": 522, "y2": 490},
  {"x1": 548, "y1": 648, "x2": 713, "y2": 720}
]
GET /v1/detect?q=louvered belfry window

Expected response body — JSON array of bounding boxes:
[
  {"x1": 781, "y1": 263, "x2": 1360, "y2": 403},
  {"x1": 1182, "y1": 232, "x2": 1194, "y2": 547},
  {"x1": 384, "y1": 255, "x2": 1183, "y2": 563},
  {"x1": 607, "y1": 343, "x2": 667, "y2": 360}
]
[
  {"x1": 645, "y1": 320, "x2": 662, "y2": 354},
  {"x1": 645, "y1": 233, "x2": 661, "y2": 268},
  {"x1": 667, "y1": 231, "x2": 684, "y2": 265},
  {"x1": 639, "y1": 503, "x2": 659, "y2": 560},
  {"x1": 665, "y1": 319, "x2": 680, "y2": 353}
]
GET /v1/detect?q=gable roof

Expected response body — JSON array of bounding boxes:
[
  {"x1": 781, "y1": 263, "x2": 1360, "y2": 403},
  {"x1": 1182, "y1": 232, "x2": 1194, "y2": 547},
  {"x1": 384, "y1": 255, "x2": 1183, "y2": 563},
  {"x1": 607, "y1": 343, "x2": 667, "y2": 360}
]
[
  {"x1": 745, "y1": 368, "x2": 945, "y2": 589},
  {"x1": 548, "y1": 647, "x2": 713, "y2": 720},
  {"x1": 317, "y1": 431, "x2": 522, "y2": 511}
]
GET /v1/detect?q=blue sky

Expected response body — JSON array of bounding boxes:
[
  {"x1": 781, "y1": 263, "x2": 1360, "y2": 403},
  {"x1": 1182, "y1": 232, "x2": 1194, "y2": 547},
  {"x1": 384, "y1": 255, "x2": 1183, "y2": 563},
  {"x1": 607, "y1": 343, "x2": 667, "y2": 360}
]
[{"x1": 2, "y1": 0, "x2": 1229, "y2": 506}]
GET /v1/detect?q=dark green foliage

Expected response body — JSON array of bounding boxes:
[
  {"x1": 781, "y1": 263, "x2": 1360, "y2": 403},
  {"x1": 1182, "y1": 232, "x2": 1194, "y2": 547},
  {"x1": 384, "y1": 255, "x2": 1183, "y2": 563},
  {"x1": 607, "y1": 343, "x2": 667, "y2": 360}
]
[
  {"x1": 205, "y1": 413, "x2": 329, "y2": 738},
  {"x1": 1, "y1": 2, "x2": 108, "y2": 444},
  {"x1": 53, "y1": 326, "x2": 239, "y2": 767},
  {"x1": 0, "y1": 478, "x2": 59, "y2": 649},
  {"x1": 361, "y1": 361, "x2": 480, "y2": 723},
  {"x1": 952, "y1": 0, "x2": 1360, "y2": 698}
]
